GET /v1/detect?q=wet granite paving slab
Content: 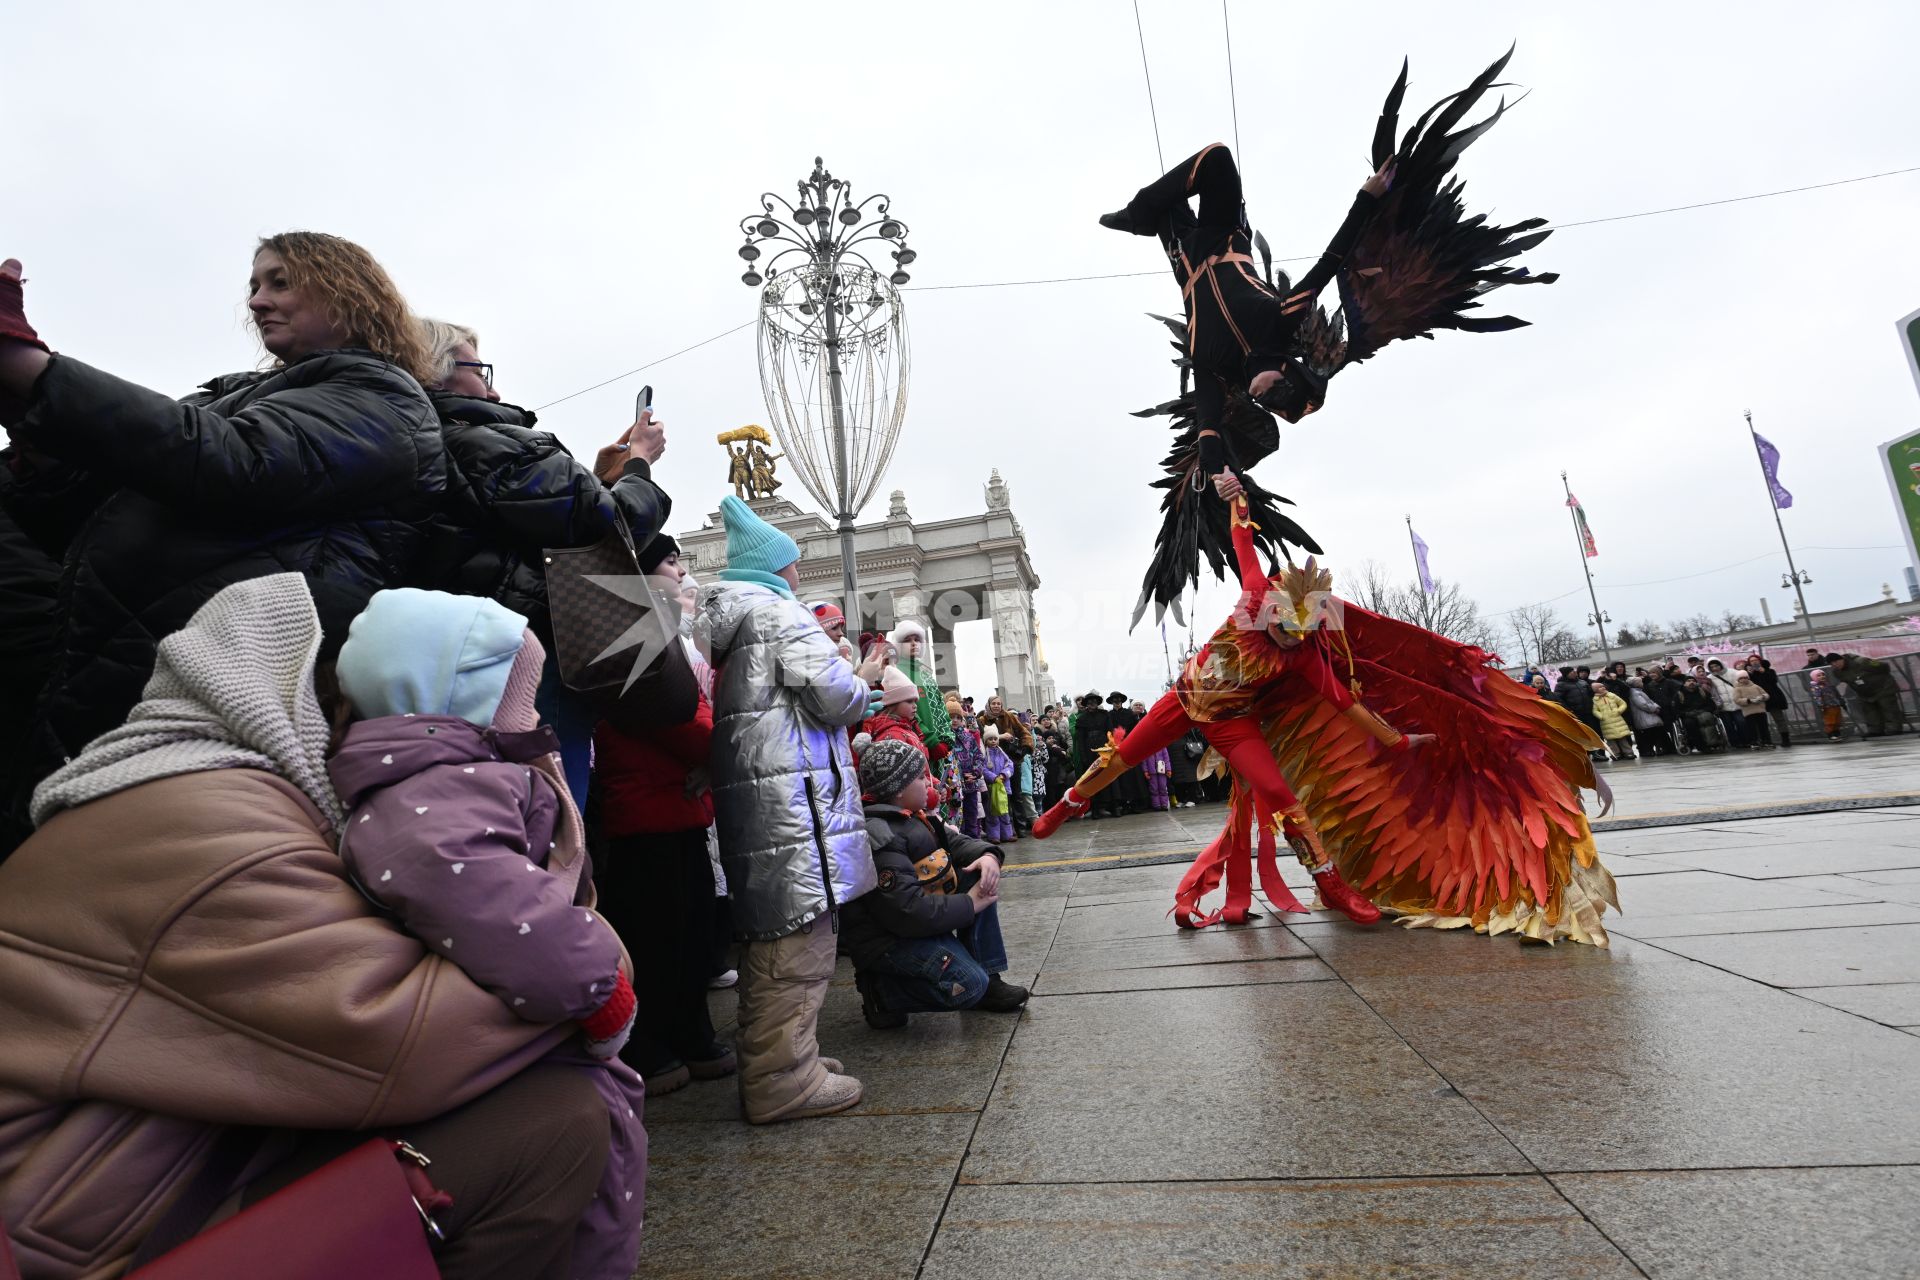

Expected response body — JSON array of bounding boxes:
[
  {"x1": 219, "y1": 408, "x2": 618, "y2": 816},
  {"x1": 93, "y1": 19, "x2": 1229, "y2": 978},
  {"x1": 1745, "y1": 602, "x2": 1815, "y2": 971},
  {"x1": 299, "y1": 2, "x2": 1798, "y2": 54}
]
[
  {"x1": 1034, "y1": 955, "x2": 1335, "y2": 996},
  {"x1": 1552, "y1": 1166, "x2": 1920, "y2": 1280},
  {"x1": 1657, "y1": 839, "x2": 1920, "y2": 879},
  {"x1": 1039, "y1": 921, "x2": 1319, "y2": 975},
  {"x1": 1649, "y1": 922, "x2": 1920, "y2": 987},
  {"x1": 921, "y1": 1177, "x2": 1641, "y2": 1280},
  {"x1": 634, "y1": 1113, "x2": 977, "y2": 1279},
  {"x1": 649, "y1": 966, "x2": 1026, "y2": 1125},
  {"x1": 1789, "y1": 980, "x2": 1920, "y2": 1025},
  {"x1": 1332, "y1": 938, "x2": 1920, "y2": 1171},
  {"x1": 627, "y1": 795, "x2": 1920, "y2": 1276},
  {"x1": 1050, "y1": 895, "x2": 1307, "y2": 945},
  {"x1": 1610, "y1": 899, "x2": 1920, "y2": 940},
  {"x1": 1612, "y1": 868, "x2": 1873, "y2": 917},
  {"x1": 961, "y1": 983, "x2": 1530, "y2": 1184}
]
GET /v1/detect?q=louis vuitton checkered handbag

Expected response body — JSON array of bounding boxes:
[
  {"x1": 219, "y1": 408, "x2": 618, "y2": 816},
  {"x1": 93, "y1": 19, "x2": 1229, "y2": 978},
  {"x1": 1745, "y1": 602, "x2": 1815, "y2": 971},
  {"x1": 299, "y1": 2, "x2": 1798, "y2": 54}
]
[{"x1": 544, "y1": 524, "x2": 698, "y2": 731}]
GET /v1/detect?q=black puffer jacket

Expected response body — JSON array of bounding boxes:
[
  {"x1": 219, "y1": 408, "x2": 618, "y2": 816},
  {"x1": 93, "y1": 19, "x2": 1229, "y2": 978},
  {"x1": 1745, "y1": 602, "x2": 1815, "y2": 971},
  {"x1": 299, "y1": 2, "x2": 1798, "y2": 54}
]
[
  {"x1": 5, "y1": 350, "x2": 442, "y2": 801},
  {"x1": 413, "y1": 394, "x2": 671, "y2": 641},
  {"x1": 840, "y1": 803, "x2": 1000, "y2": 969},
  {"x1": 0, "y1": 491, "x2": 62, "y2": 856}
]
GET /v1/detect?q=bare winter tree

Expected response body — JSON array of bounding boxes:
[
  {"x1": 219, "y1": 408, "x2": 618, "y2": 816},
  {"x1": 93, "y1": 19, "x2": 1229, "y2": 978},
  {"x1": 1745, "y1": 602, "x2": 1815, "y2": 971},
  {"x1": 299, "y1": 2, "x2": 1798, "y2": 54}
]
[
  {"x1": 1504, "y1": 610, "x2": 1585, "y2": 666},
  {"x1": 1541, "y1": 628, "x2": 1587, "y2": 664},
  {"x1": 1507, "y1": 603, "x2": 1568, "y2": 667},
  {"x1": 1630, "y1": 619, "x2": 1669, "y2": 643},
  {"x1": 1404, "y1": 580, "x2": 1504, "y2": 653},
  {"x1": 1667, "y1": 613, "x2": 1717, "y2": 641},
  {"x1": 1345, "y1": 561, "x2": 1502, "y2": 653},
  {"x1": 1347, "y1": 559, "x2": 1402, "y2": 617},
  {"x1": 1717, "y1": 608, "x2": 1761, "y2": 633}
]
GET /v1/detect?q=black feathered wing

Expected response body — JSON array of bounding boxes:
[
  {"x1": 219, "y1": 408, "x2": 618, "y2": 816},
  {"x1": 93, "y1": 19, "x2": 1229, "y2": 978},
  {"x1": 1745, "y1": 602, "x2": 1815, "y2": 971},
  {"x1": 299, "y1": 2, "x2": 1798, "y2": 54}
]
[
  {"x1": 1326, "y1": 47, "x2": 1559, "y2": 369},
  {"x1": 1131, "y1": 318, "x2": 1321, "y2": 629}
]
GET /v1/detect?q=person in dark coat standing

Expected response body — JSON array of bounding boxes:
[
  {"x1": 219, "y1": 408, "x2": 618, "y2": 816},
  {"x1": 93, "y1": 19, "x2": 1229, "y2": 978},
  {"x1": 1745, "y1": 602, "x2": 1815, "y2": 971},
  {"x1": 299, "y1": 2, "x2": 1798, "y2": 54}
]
[
  {"x1": 413, "y1": 319, "x2": 675, "y2": 802},
  {"x1": 1107, "y1": 691, "x2": 1150, "y2": 815},
  {"x1": 1167, "y1": 725, "x2": 1203, "y2": 807},
  {"x1": 1071, "y1": 692, "x2": 1114, "y2": 818},
  {"x1": 1827, "y1": 653, "x2": 1909, "y2": 738},
  {"x1": 1555, "y1": 667, "x2": 1599, "y2": 735},
  {"x1": 593, "y1": 542, "x2": 734, "y2": 1098},
  {"x1": 1037, "y1": 714, "x2": 1073, "y2": 807},
  {"x1": 0, "y1": 237, "x2": 444, "y2": 857},
  {"x1": 1741, "y1": 655, "x2": 1793, "y2": 748}
]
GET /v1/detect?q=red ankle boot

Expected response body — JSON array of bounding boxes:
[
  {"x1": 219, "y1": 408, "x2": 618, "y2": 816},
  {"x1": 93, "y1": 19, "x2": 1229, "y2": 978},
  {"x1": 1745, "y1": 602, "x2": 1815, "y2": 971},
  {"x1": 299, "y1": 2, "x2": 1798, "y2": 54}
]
[
  {"x1": 1031, "y1": 789, "x2": 1086, "y2": 840},
  {"x1": 1312, "y1": 867, "x2": 1382, "y2": 925}
]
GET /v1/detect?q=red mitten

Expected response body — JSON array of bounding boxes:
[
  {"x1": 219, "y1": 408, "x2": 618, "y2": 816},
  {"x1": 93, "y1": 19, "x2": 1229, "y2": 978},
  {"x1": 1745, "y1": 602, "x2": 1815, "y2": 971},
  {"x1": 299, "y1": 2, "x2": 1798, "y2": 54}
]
[
  {"x1": 930, "y1": 741, "x2": 951, "y2": 762},
  {"x1": 580, "y1": 971, "x2": 637, "y2": 1060},
  {"x1": 0, "y1": 261, "x2": 49, "y2": 352}
]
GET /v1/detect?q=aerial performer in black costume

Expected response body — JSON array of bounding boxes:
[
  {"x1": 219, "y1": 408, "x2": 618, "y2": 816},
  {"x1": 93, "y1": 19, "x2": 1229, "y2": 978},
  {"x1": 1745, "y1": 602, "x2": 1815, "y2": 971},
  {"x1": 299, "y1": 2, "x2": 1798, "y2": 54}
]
[
  {"x1": 1036, "y1": 50, "x2": 1619, "y2": 946},
  {"x1": 1111, "y1": 46, "x2": 1559, "y2": 627}
]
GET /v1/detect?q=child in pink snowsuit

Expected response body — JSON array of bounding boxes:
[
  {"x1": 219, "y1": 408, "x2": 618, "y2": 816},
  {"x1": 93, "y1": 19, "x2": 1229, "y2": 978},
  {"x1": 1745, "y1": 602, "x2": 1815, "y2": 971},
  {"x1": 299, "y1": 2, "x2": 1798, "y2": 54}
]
[{"x1": 329, "y1": 589, "x2": 646, "y2": 1280}]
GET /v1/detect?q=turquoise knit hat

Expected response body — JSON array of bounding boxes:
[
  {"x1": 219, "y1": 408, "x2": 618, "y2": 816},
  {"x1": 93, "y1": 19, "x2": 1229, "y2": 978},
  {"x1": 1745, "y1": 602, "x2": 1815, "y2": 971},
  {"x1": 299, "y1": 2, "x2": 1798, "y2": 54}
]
[{"x1": 718, "y1": 494, "x2": 800, "y2": 582}]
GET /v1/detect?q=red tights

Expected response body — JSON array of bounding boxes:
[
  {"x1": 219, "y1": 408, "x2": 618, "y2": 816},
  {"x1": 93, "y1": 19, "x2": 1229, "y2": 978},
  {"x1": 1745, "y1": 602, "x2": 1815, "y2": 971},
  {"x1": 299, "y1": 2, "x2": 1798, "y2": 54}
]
[{"x1": 1115, "y1": 691, "x2": 1302, "y2": 828}]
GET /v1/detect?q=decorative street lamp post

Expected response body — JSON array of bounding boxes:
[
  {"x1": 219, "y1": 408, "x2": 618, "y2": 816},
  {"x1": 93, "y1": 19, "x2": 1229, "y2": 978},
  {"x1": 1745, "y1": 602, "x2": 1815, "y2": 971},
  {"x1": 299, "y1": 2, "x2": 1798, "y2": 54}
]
[{"x1": 735, "y1": 158, "x2": 914, "y2": 632}]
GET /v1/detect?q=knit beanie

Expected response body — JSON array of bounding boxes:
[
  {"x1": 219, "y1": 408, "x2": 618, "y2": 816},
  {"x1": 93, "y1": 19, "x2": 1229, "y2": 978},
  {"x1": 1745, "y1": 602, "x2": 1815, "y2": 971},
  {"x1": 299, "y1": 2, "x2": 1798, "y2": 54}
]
[
  {"x1": 638, "y1": 533, "x2": 680, "y2": 574},
  {"x1": 717, "y1": 495, "x2": 799, "y2": 583},
  {"x1": 337, "y1": 588, "x2": 529, "y2": 727},
  {"x1": 880, "y1": 665, "x2": 919, "y2": 708},
  {"x1": 859, "y1": 739, "x2": 926, "y2": 802}
]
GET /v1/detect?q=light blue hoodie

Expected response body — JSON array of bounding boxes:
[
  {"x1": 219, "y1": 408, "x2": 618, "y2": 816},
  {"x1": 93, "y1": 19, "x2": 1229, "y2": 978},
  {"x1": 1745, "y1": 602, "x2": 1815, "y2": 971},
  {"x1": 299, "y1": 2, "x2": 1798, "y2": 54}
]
[{"x1": 336, "y1": 588, "x2": 530, "y2": 726}]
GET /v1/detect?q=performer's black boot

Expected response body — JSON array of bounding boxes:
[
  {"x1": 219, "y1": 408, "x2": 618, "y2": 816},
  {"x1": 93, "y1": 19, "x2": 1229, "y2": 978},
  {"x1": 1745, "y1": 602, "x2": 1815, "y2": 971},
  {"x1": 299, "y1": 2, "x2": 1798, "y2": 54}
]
[{"x1": 1099, "y1": 206, "x2": 1157, "y2": 236}]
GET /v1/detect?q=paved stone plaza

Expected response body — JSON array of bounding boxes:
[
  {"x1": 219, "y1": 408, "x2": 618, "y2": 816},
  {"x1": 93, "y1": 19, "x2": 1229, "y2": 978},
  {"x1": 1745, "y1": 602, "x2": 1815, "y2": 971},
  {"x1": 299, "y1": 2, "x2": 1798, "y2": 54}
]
[{"x1": 638, "y1": 737, "x2": 1920, "y2": 1279}]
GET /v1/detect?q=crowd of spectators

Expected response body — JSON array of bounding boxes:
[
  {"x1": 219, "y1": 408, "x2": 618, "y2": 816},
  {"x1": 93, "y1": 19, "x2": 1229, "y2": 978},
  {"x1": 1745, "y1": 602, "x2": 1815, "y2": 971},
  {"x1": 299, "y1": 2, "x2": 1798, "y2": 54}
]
[
  {"x1": 1518, "y1": 647, "x2": 1910, "y2": 761},
  {"x1": 0, "y1": 237, "x2": 1061, "y2": 1277}
]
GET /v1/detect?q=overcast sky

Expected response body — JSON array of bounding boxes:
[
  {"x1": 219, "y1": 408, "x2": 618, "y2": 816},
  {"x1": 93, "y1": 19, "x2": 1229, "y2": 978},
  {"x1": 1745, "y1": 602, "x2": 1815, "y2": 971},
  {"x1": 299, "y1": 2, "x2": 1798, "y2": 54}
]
[{"x1": 12, "y1": 2, "x2": 1920, "y2": 700}]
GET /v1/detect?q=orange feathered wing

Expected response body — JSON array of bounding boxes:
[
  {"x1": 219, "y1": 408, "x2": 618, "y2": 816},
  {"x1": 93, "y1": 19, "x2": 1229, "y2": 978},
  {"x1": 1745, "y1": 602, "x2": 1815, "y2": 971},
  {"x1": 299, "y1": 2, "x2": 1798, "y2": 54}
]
[{"x1": 1249, "y1": 604, "x2": 1619, "y2": 945}]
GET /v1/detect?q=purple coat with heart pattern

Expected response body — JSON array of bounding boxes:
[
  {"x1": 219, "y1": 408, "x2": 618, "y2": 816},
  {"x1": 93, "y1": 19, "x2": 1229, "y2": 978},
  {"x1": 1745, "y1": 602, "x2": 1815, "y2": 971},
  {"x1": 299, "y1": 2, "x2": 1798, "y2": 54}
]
[{"x1": 327, "y1": 713, "x2": 644, "y2": 1280}]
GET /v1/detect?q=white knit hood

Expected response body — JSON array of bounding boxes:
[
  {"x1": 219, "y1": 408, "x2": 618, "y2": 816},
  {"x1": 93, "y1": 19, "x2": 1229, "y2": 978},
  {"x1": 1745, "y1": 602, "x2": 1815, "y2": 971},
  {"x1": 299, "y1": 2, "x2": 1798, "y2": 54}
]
[{"x1": 31, "y1": 573, "x2": 345, "y2": 832}]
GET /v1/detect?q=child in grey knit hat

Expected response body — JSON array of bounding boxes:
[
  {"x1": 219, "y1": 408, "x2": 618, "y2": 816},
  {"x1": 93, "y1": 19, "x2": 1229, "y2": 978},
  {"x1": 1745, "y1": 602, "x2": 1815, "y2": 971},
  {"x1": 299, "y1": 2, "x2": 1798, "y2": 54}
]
[{"x1": 839, "y1": 739, "x2": 1029, "y2": 1031}]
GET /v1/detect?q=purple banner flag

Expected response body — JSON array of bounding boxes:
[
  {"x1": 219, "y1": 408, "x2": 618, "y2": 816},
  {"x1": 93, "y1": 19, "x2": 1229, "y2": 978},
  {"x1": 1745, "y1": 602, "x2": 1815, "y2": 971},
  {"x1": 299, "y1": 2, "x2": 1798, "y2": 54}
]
[
  {"x1": 1410, "y1": 527, "x2": 1436, "y2": 595},
  {"x1": 1752, "y1": 432, "x2": 1794, "y2": 509}
]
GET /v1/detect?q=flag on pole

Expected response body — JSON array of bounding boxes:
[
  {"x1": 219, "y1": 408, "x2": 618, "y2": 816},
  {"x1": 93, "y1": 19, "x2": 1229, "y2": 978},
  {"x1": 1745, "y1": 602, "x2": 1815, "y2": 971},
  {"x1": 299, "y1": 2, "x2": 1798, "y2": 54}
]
[
  {"x1": 1409, "y1": 526, "x2": 1436, "y2": 594},
  {"x1": 1752, "y1": 432, "x2": 1795, "y2": 509},
  {"x1": 1566, "y1": 492, "x2": 1598, "y2": 557}
]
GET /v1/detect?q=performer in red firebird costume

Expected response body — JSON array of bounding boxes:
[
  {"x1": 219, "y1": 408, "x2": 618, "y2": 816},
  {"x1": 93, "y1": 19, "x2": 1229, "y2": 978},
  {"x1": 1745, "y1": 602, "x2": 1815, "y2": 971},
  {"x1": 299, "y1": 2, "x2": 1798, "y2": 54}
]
[{"x1": 1032, "y1": 470, "x2": 1434, "y2": 923}]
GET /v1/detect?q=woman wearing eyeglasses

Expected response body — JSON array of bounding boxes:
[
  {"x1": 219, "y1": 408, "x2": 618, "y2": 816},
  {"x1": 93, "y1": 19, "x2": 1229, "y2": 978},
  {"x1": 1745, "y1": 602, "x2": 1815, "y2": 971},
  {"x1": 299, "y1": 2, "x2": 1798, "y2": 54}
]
[
  {"x1": 0, "y1": 236, "x2": 444, "y2": 856},
  {"x1": 411, "y1": 319, "x2": 676, "y2": 803}
]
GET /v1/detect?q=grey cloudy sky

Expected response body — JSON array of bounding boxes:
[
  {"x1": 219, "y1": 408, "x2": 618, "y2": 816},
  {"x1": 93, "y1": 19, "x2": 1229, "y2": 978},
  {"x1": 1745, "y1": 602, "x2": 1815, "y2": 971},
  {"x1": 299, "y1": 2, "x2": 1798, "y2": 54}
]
[{"x1": 12, "y1": 1, "x2": 1920, "y2": 699}]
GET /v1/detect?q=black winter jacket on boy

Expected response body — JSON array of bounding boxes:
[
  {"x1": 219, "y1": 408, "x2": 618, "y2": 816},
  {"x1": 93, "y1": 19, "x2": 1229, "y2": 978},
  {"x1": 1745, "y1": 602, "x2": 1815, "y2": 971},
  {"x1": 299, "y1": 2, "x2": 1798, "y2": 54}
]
[{"x1": 840, "y1": 803, "x2": 1002, "y2": 969}]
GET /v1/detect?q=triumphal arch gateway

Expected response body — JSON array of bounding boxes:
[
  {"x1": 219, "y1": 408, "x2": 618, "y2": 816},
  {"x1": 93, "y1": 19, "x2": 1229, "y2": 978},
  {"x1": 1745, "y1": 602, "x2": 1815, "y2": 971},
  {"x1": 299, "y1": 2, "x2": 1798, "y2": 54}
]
[{"x1": 676, "y1": 470, "x2": 1058, "y2": 711}]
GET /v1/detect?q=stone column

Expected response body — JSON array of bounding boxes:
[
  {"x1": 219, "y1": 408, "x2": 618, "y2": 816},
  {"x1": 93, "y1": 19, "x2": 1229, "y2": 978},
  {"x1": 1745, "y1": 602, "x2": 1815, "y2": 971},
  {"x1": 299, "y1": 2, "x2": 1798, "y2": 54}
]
[{"x1": 989, "y1": 582, "x2": 1037, "y2": 709}]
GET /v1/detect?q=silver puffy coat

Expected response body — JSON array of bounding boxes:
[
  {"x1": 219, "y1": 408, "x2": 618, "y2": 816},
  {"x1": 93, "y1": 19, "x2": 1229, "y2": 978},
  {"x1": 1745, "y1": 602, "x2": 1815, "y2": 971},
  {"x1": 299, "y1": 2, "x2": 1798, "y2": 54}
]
[{"x1": 697, "y1": 581, "x2": 876, "y2": 939}]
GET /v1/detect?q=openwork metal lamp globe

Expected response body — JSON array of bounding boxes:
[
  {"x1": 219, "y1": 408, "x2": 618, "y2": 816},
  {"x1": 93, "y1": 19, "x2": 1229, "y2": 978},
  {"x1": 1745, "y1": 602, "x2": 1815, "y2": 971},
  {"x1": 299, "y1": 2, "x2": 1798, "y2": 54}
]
[{"x1": 735, "y1": 157, "x2": 914, "y2": 630}]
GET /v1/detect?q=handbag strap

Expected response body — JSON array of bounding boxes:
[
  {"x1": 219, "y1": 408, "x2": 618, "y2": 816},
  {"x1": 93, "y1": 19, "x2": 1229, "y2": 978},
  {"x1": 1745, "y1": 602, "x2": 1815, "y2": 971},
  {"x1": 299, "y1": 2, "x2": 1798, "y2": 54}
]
[{"x1": 127, "y1": 1127, "x2": 273, "y2": 1269}]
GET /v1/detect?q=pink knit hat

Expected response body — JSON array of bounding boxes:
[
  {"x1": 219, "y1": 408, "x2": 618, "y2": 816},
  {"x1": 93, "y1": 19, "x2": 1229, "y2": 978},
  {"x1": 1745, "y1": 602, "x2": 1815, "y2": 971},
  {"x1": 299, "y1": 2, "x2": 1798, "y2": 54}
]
[{"x1": 879, "y1": 665, "x2": 919, "y2": 708}]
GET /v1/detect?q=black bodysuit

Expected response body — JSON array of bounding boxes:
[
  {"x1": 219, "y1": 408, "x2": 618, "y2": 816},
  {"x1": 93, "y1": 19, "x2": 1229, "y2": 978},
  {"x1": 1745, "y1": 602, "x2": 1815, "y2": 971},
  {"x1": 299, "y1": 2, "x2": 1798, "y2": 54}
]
[{"x1": 1121, "y1": 145, "x2": 1374, "y2": 434}]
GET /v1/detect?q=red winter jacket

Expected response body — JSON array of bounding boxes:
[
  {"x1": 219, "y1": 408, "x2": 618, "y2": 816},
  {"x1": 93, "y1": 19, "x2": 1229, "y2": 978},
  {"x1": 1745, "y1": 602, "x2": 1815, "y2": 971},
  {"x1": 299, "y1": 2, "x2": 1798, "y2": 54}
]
[{"x1": 596, "y1": 691, "x2": 716, "y2": 835}]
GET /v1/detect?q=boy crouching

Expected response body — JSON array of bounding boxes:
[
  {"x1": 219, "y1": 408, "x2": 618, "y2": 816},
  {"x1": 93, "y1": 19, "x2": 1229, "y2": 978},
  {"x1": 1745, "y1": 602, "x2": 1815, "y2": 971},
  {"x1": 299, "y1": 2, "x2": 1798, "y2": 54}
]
[{"x1": 843, "y1": 740, "x2": 1030, "y2": 1029}]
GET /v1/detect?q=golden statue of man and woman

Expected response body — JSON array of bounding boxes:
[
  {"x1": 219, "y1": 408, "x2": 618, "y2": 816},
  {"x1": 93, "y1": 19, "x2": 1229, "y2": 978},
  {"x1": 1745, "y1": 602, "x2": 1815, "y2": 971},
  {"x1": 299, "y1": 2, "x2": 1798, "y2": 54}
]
[{"x1": 717, "y1": 425, "x2": 784, "y2": 501}]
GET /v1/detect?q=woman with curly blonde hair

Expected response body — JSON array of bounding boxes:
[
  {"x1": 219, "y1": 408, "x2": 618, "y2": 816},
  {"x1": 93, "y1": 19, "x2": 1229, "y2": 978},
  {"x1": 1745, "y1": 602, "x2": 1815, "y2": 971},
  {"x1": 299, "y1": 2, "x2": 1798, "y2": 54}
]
[
  {"x1": 254, "y1": 230, "x2": 438, "y2": 383},
  {"x1": 0, "y1": 235, "x2": 444, "y2": 852}
]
